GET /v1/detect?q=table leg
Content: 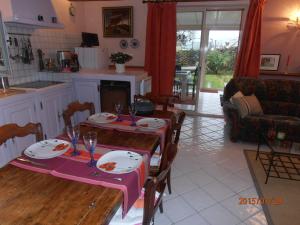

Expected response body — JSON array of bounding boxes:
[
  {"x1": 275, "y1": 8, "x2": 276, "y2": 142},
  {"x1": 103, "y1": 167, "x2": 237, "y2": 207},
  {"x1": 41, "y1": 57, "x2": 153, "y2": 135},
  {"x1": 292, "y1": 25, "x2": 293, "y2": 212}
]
[
  {"x1": 265, "y1": 153, "x2": 274, "y2": 184},
  {"x1": 256, "y1": 134, "x2": 261, "y2": 160}
]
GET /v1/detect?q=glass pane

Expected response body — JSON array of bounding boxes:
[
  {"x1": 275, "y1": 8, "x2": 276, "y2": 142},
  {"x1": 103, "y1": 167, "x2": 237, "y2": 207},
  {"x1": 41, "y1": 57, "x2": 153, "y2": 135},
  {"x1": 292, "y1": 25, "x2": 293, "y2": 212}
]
[
  {"x1": 206, "y1": 10, "x2": 242, "y2": 28},
  {"x1": 203, "y1": 30, "x2": 240, "y2": 90},
  {"x1": 0, "y1": 13, "x2": 9, "y2": 74},
  {"x1": 177, "y1": 12, "x2": 203, "y2": 26}
]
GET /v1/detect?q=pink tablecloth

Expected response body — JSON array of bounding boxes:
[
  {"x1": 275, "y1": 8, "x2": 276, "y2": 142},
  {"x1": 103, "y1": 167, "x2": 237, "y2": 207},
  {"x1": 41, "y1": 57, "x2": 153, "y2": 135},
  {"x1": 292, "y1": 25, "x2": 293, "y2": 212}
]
[
  {"x1": 11, "y1": 143, "x2": 149, "y2": 217},
  {"x1": 84, "y1": 114, "x2": 169, "y2": 153}
]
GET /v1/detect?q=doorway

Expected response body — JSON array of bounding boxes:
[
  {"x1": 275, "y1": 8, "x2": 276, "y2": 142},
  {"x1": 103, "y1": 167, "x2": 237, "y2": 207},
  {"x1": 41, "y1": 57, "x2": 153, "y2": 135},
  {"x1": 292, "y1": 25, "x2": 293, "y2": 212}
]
[{"x1": 175, "y1": 8, "x2": 245, "y2": 116}]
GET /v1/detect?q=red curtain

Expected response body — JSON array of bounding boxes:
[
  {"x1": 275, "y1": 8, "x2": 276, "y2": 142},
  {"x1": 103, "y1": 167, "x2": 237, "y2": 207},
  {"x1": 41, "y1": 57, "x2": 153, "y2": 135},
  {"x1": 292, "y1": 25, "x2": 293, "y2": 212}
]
[
  {"x1": 144, "y1": 3, "x2": 176, "y2": 97},
  {"x1": 234, "y1": 0, "x2": 266, "y2": 78}
]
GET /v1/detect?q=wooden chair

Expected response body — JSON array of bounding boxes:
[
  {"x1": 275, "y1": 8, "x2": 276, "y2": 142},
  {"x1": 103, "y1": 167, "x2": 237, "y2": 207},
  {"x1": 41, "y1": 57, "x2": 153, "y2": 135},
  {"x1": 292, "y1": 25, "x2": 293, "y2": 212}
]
[
  {"x1": 109, "y1": 143, "x2": 177, "y2": 225},
  {"x1": 63, "y1": 101, "x2": 95, "y2": 127},
  {"x1": 173, "y1": 111, "x2": 186, "y2": 145},
  {"x1": 0, "y1": 123, "x2": 43, "y2": 145},
  {"x1": 186, "y1": 64, "x2": 200, "y2": 99}
]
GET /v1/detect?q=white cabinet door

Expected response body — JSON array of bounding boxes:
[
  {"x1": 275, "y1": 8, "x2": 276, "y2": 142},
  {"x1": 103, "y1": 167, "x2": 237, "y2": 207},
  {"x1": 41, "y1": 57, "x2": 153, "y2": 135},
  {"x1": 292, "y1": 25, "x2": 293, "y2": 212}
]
[
  {"x1": 74, "y1": 80, "x2": 100, "y2": 124},
  {"x1": 38, "y1": 92, "x2": 61, "y2": 139},
  {"x1": 59, "y1": 85, "x2": 74, "y2": 131},
  {"x1": 38, "y1": 84, "x2": 74, "y2": 139},
  {"x1": 0, "y1": 108, "x2": 12, "y2": 168},
  {"x1": 3, "y1": 96, "x2": 37, "y2": 162}
]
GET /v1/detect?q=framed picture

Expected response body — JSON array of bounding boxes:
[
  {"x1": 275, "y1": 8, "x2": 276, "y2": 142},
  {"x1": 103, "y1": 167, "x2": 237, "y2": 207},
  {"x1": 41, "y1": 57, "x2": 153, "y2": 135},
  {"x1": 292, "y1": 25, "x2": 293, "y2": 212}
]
[
  {"x1": 102, "y1": 6, "x2": 133, "y2": 38},
  {"x1": 260, "y1": 54, "x2": 280, "y2": 71}
]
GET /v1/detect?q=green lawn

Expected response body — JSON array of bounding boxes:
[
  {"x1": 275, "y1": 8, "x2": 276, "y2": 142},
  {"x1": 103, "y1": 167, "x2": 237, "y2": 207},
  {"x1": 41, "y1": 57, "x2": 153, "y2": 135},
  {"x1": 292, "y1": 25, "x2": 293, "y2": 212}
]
[{"x1": 202, "y1": 74, "x2": 233, "y2": 90}]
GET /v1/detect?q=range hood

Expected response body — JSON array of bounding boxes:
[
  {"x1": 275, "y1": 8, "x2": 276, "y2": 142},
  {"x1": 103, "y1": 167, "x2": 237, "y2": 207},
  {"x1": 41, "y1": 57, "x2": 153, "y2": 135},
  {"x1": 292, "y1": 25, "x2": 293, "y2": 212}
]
[{"x1": 0, "y1": 0, "x2": 64, "y2": 29}]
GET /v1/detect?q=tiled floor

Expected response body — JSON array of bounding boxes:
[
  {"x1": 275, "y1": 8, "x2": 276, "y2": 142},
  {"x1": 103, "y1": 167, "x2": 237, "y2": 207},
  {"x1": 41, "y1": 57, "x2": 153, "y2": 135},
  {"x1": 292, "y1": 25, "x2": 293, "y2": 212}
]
[
  {"x1": 175, "y1": 92, "x2": 223, "y2": 117},
  {"x1": 154, "y1": 116, "x2": 268, "y2": 225}
]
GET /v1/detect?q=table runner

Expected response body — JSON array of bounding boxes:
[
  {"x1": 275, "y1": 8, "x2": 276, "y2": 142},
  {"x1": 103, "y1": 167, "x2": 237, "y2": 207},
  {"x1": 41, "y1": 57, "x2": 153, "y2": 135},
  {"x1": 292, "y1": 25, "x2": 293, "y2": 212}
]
[
  {"x1": 83, "y1": 114, "x2": 169, "y2": 153},
  {"x1": 10, "y1": 143, "x2": 149, "y2": 217}
]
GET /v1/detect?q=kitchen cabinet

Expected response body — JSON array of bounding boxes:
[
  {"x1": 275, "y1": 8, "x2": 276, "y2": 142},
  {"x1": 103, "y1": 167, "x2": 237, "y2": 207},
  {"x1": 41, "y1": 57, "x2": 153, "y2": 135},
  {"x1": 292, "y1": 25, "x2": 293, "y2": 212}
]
[
  {"x1": 37, "y1": 84, "x2": 74, "y2": 139},
  {"x1": 74, "y1": 80, "x2": 100, "y2": 123},
  {"x1": 0, "y1": 83, "x2": 73, "y2": 167},
  {"x1": 0, "y1": 93, "x2": 37, "y2": 167}
]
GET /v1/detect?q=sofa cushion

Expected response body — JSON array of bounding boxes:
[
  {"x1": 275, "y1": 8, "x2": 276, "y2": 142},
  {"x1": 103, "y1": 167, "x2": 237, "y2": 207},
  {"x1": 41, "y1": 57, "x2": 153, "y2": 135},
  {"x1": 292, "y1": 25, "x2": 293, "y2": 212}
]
[
  {"x1": 261, "y1": 101, "x2": 300, "y2": 117},
  {"x1": 231, "y1": 95, "x2": 263, "y2": 118}
]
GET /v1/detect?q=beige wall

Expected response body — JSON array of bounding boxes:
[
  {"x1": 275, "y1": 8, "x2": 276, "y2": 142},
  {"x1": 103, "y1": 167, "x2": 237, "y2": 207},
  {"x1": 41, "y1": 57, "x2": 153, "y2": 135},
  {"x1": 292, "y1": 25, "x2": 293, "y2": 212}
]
[
  {"x1": 261, "y1": 0, "x2": 300, "y2": 74},
  {"x1": 52, "y1": 0, "x2": 85, "y2": 34},
  {"x1": 82, "y1": 0, "x2": 147, "y2": 66}
]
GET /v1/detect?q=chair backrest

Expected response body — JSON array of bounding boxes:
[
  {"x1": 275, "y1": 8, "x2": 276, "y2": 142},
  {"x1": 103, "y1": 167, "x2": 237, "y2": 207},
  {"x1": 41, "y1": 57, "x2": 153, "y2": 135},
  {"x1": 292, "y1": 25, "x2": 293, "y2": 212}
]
[
  {"x1": 175, "y1": 65, "x2": 182, "y2": 71},
  {"x1": 142, "y1": 143, "x2": 176, "y2": 225},
  {"x1": 0, "y1": 123, "x2": 43, "y2": 145},
  {"x1": 134, "y1": 94, "x2": 169, "y2": 112},
  {"x1": 63, "y1": 101, "x2": 95, "y2": 127},
  {"x1": 174, "y1": 111, "x2": 186, "y2": 145}
]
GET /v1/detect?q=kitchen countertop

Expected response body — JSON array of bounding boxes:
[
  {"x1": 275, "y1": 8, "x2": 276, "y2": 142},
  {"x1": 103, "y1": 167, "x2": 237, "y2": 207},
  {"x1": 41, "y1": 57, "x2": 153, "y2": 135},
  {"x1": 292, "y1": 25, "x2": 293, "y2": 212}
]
[
  {"x1": 0, "y1": 89, "x2": 27, "y2": 99},
  {"x1": 72, "y1": 68, "x2": 149, "y2": 81}
]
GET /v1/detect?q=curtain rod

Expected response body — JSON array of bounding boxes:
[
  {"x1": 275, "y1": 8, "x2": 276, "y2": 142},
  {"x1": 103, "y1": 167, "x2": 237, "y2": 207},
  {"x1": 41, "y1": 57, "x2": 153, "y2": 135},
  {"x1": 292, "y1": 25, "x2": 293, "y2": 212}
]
[{"x1": 142, "y1": 0, "x2": 236, "y2": 3}]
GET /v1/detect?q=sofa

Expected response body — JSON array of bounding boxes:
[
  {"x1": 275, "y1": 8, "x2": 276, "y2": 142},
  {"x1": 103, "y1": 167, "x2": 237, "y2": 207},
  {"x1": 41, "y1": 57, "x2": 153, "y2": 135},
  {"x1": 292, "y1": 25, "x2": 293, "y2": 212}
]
[{"x1": 223, "y1": 78, "x2": 300, "y2": 142}]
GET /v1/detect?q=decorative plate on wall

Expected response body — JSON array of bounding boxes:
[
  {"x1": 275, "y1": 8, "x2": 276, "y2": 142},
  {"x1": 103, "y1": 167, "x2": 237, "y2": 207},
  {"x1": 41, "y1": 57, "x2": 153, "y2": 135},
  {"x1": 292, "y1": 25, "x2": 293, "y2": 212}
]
[
  {"x1": 130, "y1": 39, "x2": 140, "y2": 49},
  {"x1": 119, "y1": 39, "x2": 128, "y2": 49}
]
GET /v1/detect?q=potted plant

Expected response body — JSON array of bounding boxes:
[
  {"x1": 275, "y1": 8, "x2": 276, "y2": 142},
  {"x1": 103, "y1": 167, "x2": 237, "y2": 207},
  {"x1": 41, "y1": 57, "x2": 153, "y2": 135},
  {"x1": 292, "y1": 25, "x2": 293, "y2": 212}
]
[{"x1": 110, "y1": 52, "x2": 133, "y2": 73}]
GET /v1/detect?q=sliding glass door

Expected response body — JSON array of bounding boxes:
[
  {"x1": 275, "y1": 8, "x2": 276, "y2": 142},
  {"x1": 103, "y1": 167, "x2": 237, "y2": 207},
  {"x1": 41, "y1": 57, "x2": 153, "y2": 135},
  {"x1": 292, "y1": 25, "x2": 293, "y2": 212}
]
[{"x1": 175, "y1": 8, "x2": 244, "y2": 115}]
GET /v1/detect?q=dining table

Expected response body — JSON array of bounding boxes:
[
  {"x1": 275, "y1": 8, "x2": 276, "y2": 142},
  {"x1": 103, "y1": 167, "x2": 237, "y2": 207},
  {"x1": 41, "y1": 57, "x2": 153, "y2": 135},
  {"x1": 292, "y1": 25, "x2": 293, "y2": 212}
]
[{"x1": 0, "y1": 118, "x2": 167, "y2": 225}]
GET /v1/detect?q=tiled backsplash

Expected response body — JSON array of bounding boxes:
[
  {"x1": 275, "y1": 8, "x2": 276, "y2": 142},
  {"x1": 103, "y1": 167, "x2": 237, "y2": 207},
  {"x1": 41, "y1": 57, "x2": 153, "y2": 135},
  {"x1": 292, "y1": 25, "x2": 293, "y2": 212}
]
[{"x1": 6, "y1": 24, "x2": 81, "y2": 85}]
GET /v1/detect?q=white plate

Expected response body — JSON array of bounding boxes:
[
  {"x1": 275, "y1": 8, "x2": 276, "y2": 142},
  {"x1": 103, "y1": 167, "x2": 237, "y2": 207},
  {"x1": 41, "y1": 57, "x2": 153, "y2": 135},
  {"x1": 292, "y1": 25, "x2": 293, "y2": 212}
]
[
  {"x1": 88, "y1": 113, "x2": 117, "y2": 124},
  {"x1": 136, "y1": 118, "x2": 166, "y2": 131},
  {"x1": 24, "y1": 139, "x2": 70, "y2": 159},
  {"x1": 96, "y1": 150, "x2": 143, "y2": 174}
]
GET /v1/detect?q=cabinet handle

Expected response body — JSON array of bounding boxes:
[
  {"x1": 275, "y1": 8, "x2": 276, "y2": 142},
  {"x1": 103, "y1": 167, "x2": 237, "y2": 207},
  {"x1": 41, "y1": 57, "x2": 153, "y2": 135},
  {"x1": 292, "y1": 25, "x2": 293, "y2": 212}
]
[
  {"x1": 97, "y1": 85, "x2": 100, "y2": 93},
  {"x1": 57, "y1": 112, "x2": 61, "y2": 120},
  {"x1": 12, "y1": 138, "x2": 15, "y2": 144},
  {"x1": 40, "y1": 102, "x2": 43, "y2": 110},
  {"x1": 44, "y1": 134, "x2": 47, "y2": 140}
]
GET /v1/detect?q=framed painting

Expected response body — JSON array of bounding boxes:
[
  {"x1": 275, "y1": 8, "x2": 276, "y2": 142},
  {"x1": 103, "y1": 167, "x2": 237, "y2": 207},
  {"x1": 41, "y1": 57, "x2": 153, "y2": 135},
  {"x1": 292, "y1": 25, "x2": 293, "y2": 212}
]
[
  {"x1": 260, "y1": 54, "x2": 280, "y2": 71},
  {"x1": 102, "y1": 6, "x2": 133, "y2": 38}
]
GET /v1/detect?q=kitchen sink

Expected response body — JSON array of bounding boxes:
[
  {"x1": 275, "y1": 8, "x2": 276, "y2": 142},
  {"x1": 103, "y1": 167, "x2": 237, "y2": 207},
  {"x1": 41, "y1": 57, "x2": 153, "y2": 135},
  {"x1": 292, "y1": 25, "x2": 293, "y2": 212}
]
[{"x1": 12, "y1": 81, "x2": 64, "y2": 89}]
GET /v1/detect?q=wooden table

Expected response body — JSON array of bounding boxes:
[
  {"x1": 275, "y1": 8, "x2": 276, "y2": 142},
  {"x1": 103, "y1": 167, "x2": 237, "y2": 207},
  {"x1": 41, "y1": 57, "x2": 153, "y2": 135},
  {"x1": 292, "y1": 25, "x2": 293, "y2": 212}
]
[
  {"x1": 79, "y1": 124, "x2": 160, "y2": 155},
  {"x1": 0, "y1": 123, "x2": 161, "y2": 225}
]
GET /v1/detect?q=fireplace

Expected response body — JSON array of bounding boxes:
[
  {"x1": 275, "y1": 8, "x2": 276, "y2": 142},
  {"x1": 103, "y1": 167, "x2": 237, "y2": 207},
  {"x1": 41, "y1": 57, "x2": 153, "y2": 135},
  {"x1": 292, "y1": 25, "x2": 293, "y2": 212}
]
[{"x1": 100, "y1": 80, "x2": 131, "y2": 113}]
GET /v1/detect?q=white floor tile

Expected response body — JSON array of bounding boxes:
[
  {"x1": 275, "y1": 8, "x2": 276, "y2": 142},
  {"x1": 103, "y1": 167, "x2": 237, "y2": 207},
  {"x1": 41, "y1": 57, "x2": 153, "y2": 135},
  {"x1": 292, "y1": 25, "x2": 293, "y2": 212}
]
[
  {"x1": 186, "y1": 169, "x2": 216, "y2": 187},
  {"x1": 202, "y1": 180, "x2": 236, "y2": 201},
  {"x1": 182, "y1": 188, "x2": 217, "y2": 212},
  {"x1": 154, "y1": 211, "x2": 173, "y2": 225},
  {"x1": 171, "y1": 175, "x2": 199, "y2": 195},
  {"x1": 174, "y1": 213, "x2": 210, "y2": 225},
  {"x1": 158, "y1": 115, "x2": 267, "y2": 225},
  {"x1": 200, "y1": 204, "x2": 241, "y2": 225},
  {"x1": 219, "y1": 174, "x2": 253, "y2": 193},
  {"x1": 164, "y1": 196, "x2": 196, "y2": 223},
  {"x1": 221, "y1": 194, "x2": 261, "y2": 221},
  {"x1": 243, "y1": 211, "x2": 268, "y2": 225}
]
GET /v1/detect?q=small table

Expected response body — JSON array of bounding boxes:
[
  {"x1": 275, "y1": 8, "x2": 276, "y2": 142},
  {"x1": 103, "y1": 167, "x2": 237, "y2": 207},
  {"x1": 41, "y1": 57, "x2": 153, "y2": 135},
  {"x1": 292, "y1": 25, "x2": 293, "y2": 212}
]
[{"x1": 256, "y1": 133, "x2": 300, "y2": 184}]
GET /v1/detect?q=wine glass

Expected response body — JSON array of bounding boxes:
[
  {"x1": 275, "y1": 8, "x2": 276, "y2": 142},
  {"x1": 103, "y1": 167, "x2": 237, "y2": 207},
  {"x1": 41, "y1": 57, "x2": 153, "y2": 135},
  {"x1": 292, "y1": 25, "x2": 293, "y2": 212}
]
[
  {"x1": 128, "y1": 104, "x2": 137, "y2": 126},
  {"x1": 83, "y1": 131, "x2": 98, "y2": 167},
  {"x1": 115, "y1": 102, "x2": 123, "y2": 122},
  {"x1": 66, "y1": 125, "x2": 80, "y2": 156}
]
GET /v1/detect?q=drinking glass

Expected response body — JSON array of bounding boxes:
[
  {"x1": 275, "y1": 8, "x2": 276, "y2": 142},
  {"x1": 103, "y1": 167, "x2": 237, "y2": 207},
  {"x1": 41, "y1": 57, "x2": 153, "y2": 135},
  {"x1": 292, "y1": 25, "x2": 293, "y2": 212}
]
[
  {"x1": 83, "y1": 131, "x2": 98, "y2": 167},
  {"x1": 128, "y1": 104, "x2": 137, "y2": 126},
  {"x1": 115, "y1": 102, "x2": 123, "y2": 122},
  {"x1": 66, "y1": 125, "x2": 80, "y2": 156}
]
